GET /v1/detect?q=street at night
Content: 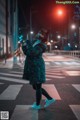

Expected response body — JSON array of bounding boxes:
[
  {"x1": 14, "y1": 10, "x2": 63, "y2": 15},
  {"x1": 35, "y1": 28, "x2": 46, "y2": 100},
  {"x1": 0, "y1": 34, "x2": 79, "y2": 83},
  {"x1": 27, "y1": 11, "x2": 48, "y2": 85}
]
[
  {"x1": 0, "y1": 53, "x2": 80, "y2": 120},
  {"x1": 0, "y1": 0, "x2": 80, "y2": 120}
]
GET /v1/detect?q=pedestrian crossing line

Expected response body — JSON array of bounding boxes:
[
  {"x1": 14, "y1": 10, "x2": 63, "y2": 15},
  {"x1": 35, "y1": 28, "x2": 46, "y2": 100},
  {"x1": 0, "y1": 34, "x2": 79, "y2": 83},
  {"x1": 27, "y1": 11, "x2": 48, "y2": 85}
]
[
  {"x1": 46, "y1": 75, "x2": 65, "y2": 79},
  {"x1": 46, "y1": 71, "x2": 62, "y2": 74},
  {"x1": 46, "y1": 70, "x2": 61, "y2": 73},
  {"x1": 0, "y1": 72, "x2": 22, "y2": 77},
  {"x1": 69, "y1": 105, "x2": 80, "y2": 120},
  {"x1": 72, "y1": 84, "x2": 80, "y2": 93},
  {"x1": 54, "y1": 62, "x2": 62, "y2": 65},
  {"x1": 0, "y1": 85, "x2": 23, "y2": 100},
  {"x1": 13, "y1": 66, "x2": 24, "y2": 69},
  {"x1": 71, "y1": 61, "x2": 80, "y2": 65},
  {"x1": 45, "y1": 62, "x2": 50, "y2": 65},
  {"x1": 63, "y1": 71, "x2": 80, "y2": 76},
  {"x1": 46, "y1": 78, "x2": 51, "y2": 81},
  {"x1": 46, "y1": 72, "x2": 63, "y2": 76},
  {"x1": 62, "y1": 62, "x2": 72, "y2": 65},
  {"x1": 9, "y1": 71, "x2": 23, "y2": 74},
  {"x1": 42, "y1": 84, "x2": 61, "y2": 100},
  {"x1": 0, "y1": 82, "x2": 4, "y2": 84},
  {"x1": 10, "y1": 105, "x2": 38, "y2": 120},
  {"x1": 52, "y1": 61, "x2": 80, "y2": 66},
  {"x1": 0, "y1": 76, "x2": 29, "y2": 84}
]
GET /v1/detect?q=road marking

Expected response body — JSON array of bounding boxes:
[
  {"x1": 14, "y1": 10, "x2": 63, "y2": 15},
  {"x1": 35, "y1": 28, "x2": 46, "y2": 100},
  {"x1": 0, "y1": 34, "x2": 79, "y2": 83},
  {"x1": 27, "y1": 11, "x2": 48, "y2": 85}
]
[
  {"x1": 0, "y1": 73, "x2": 22, "y2": 77},
  {"x1": 0, "y1": 82, "x2": 4, "y2": 84},
  {"x1": 54, "y1": 62, "x2": 61, "y2": 65},
  {"x1": 46, "y1": 78, "x2": 51, "y2": 81},
  {"x1": 9, "y1": 71, "x2": 23, "y2": 74},
  {"x1": 46, "y1": 70, "x2": 61, "y2": 72},
  {"x1": 46, "y1": 72, "x2": 63, "y2": 75},
  {"x1": 71, "y1": 62, "x2": 80, "y2": 65},
  {"x1": 0, "y1": 85, "x2": 23, "y2": 100},
  {"x1": 10, "y1": 105, "x2": 38, "y2": 120},
  {"x1": 0, "y1": 76, "x2": 29, "y2": 84},
  {"x1": 69, "y1": 105, "x2": 80, "y2": 120},
  {"x1": 45, "y1": 62, "x2": 50, "y2": 65},
  {"x1": 72, "y1": 84, "x2": 80, "y2": 93},
  {"x1": 46, "y1": 75, "x2": 65, "y2": 78},
  {"x1": 42, "y1": 84, "x2": 61, "y2": 100},
  {"x1": 62, "y1": 62, "x2": 71, "y2": 65},
  {"x1": 64, "y1": 71, "x2": 80, "y2": 76}
]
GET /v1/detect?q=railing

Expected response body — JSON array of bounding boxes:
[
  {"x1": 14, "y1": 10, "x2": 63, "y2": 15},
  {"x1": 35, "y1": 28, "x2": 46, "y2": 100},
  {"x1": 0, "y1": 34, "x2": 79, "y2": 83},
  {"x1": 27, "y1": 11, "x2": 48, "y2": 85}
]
[{"x1": 51, "y1": 50, "x2": 80, "y2": 58}]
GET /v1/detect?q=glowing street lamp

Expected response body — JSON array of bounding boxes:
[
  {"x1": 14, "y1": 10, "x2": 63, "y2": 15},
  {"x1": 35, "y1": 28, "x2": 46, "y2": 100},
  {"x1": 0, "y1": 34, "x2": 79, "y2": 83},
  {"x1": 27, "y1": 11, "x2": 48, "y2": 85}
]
[
  {"x1": 57, "y1": 10, "x2": 63, "y2": 16},
  {"x1": 50, "y1": 40, "x2": 53, "y2": 43},
  {"x1": 57, "y1": 35, "x2": 61, "y2": 39},
  {"x1": 71, "y1": 24, "x2": 76, "y2": 30},
  {"x1": 30, "y1": 31, "x2": 34, "y2": 34},
  {"x1": 55, "y1": 45, "x2": 58, "y2": 48},
  {"x1": 47, "y1": 42, "x2": 51, "y2": 45},
  {"x1": 75, "y1": 45, "x2": 77, "y2": 48}
]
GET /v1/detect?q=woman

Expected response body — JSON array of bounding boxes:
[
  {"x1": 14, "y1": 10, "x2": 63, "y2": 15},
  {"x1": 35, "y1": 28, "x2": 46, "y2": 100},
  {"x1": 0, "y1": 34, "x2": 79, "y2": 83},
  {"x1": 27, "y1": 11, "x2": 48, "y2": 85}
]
[{"x1": 22, "y1": 29, "x2": 56, "y2": 110}]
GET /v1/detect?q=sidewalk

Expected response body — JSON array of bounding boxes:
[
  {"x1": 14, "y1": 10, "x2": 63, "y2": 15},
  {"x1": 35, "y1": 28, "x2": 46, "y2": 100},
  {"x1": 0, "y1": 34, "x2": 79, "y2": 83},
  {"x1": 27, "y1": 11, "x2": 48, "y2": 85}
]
[{"x1": 0, "y1": 57, "x2": 13, "y2": 68}]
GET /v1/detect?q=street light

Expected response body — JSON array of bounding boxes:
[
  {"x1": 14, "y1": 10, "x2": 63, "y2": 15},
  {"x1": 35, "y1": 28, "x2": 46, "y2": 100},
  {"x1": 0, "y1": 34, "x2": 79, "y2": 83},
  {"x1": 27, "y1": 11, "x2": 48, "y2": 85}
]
[
  {"x1": 71, "y1": 24, "x2": 76, "y2": 30},
  {"x1": 57, "y1": 10, "x2": 63, "y2": 16},
  {"x1": 50, "y1": 40, "x2": 53, "y2": 43},
  {"x1": 57, "y1": 35, "x2": 61, "y2": 39},
  {"x1": 30, "y1": 31, "x2": 34, "y2": 34},
  {"x1": 55, "y1": 45, "x2": 58, "y2": 49},
  {"x1": 71, "y1": 24, "x2": 77, "y2": 49}
]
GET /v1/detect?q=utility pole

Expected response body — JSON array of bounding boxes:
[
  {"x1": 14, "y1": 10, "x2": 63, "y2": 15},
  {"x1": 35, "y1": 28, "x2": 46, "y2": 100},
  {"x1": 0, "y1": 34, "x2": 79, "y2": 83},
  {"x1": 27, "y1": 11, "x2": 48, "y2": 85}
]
[
  {"x1": 13, "y1": 0, "x2": 18, "y2": 64},
  {"x1": 6, "y1": 0, "x2": 8, "y2": 56},
  {"x1": 30, "y1": 7, "x2": 32, "y2": 42},
  {"x1": 79, "y1": 26, "x2": 80, "y2": 50}
]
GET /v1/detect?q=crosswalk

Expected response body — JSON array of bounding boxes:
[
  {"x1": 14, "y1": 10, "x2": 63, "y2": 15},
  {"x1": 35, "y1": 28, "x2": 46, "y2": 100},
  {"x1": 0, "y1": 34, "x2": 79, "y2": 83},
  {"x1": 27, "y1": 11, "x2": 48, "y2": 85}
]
[
  {"x1": 45, "y1": 61, "x2": 80, "y2": 66},
  {"x1": 10, "y1": 105, "x2": 38, "y2": 120},
  {"x1": 0, "y1": 85, "x2": 23, "y2": 100},
  {"x1": 0, "y1": 63, "x2": 80, "y2": 120}
]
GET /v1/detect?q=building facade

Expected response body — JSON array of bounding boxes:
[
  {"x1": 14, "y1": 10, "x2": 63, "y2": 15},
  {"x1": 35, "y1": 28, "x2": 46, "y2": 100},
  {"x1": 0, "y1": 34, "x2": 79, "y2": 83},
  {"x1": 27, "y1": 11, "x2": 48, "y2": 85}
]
[{"x1": 0, "y1": 0, "x2": 12, "y2": 58}]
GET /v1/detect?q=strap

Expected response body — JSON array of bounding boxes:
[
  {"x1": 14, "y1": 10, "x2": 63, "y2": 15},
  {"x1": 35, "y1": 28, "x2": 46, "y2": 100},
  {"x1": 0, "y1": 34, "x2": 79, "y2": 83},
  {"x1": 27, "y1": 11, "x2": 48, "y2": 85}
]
[{"x1": 32, "y1": 40, "x2": 41, "y2": 47}]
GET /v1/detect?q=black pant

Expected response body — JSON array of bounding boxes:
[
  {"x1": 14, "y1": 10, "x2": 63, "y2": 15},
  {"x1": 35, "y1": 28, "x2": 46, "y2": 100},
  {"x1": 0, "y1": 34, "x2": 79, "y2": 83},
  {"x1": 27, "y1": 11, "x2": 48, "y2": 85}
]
[{"x1": 32, "y1": 83, "x2": 52, "y2": 105}]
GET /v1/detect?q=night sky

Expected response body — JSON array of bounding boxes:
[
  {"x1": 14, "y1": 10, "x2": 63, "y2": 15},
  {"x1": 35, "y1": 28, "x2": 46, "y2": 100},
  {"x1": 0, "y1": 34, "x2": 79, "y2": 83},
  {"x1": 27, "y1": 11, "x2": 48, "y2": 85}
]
[{"x1": 18, "y1": 0, "x2": 78, "y2": 38}]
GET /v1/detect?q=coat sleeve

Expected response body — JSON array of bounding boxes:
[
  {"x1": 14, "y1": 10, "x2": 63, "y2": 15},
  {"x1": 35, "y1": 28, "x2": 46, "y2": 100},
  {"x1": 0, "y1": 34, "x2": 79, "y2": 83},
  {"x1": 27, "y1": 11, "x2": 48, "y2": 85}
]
[
  {"x1": 26, "y1": 43, "x2": 47, "y2": 57},
  {"x1": 22, "y1": 40, "x2": 31, "y2": 55}
]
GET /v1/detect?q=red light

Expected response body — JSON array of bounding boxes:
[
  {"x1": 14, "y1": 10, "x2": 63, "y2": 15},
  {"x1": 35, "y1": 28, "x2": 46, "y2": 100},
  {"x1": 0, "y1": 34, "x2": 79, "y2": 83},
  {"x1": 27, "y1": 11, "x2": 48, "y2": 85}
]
[
  {"x1": 57, "y1": 10, "x2": 63, "y2": 16},
  {"x1": 52, "y1": 6, "x2": 66, "y2": 21}
]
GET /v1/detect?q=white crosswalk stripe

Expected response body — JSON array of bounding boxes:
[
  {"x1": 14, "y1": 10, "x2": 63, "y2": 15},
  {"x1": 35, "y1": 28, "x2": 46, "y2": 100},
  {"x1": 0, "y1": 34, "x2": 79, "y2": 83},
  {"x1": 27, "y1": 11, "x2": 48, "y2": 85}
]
[
  {"x1": 10, "y1": 105, "x2": 38, "y2": 120},
  {"x1": 9, "y1": 71, "x2": 23, "y2": 74},
  {"x1": 46, "y1": 67, "x2": 66, "y2": 79},
  {"x1": 0, "y1": 82, "x2": 4, "y2": 84},
  {"x1": 0, "y1": 60, "x2": 80, "y2": 120},
  {"x1": 72, "y1": 84, "x2": 80, "y2": 92},
  {"x1": 53, "y1": 61, "x2": 80, "y2": 66},
  {"x1": 0, "y1": 76, "x2": 29, "y2": 84},
  {"x1": 46, "y1": 75, "x2": 65, "y2": 78},
  {"x1": 42, "y1": 84, "x2": 61, "y2": 100},
  {"x1": 0, "y1": 85, "x2": 23, "y2": 100},
  {"x1": 0, "y1": 72, "x2": 22, "y2": 77},
  {"x1": 69, "y1": 105, "x2": 80, "y2": 120}
]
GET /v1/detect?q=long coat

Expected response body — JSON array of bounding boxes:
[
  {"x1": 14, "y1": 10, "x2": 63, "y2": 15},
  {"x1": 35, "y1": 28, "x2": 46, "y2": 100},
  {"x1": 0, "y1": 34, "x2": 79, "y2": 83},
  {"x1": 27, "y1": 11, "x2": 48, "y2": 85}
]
[{"x1": 22, "y1": 39, "x2": 47, "y2": 85}]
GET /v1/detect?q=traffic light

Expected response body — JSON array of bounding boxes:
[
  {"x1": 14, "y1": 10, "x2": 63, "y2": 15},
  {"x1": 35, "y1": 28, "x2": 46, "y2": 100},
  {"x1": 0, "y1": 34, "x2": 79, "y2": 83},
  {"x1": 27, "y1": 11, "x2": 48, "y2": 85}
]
[
  {"x1": 52, "y1": 6, "x2": 66, "y2": 20},
  {"x1": 57, "y1": 9, "x2": 63, "y2": 16}
]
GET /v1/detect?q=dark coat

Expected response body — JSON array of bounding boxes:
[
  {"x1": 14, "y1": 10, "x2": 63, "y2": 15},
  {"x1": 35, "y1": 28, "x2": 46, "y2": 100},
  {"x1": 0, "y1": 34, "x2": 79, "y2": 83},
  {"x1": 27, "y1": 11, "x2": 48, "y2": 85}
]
[{"x1": 22, "y1": 40, "x2": 46, "y2": 85}]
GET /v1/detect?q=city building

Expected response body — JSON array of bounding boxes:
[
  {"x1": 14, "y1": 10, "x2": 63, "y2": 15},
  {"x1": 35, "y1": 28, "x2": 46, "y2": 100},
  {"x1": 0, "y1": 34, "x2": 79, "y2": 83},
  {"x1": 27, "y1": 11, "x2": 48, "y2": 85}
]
[
  {"x1": 0, "y1": 0, "x2": 11, "y2": 58},
  {"x1": 0, "y1": 0, "x2": 13, "y2": 59}
]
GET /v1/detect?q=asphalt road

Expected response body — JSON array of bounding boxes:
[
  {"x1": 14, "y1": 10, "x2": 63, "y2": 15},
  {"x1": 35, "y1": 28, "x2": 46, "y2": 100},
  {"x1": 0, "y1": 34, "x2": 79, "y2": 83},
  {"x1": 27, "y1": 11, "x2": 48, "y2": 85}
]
[{"x1": 0, "y1": 54, "x2": 80, "y2": 120}]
